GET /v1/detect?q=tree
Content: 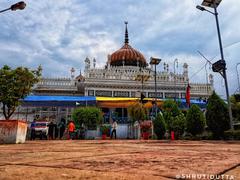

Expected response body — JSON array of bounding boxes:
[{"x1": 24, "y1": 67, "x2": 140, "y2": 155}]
[
  {"x1": 230, "y1": 94, "x2": 240, "y2": 122},
  {"x1": 162, "y1": 100, "x2": 181, "y2": 130},
  {"x1": 186, "y1": 104, "x2": 205, "y2": 136},
  {"x1": 72, "y1": 107, "x2": 103, "y2": 130},
  {"x1": 171, "y1": 113, "x2": 186, "y2": 138},
  {"x1": 206, "y1": 91, "x2": 230, "y2": 139},
  {"x1": 153, "y1": 113, "x2": 166, "y2": 139},
  {"x1": 0, "y1": 65, "x2": 41, "y2": 120},
  {"x1": 127, "y1": 102, "x2": 147, "y2": 123}
]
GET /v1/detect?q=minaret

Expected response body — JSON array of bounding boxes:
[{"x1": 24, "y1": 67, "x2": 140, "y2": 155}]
[
  {"x1": 70, "y1": 67, "x2": 75, "y2": 79},
  {"x1": 93, "y1": 58, "x2": 96, "y2": 69},
  {"x1": 107, "y1": 54, "x2": 111, "y2": 69},
  {"x1": 84, "y1": 57, "x2": 90, "y2": 73},
  {"x1": 183, "y1": 63, "x2": 188, "y2": 80},
  {"x1": 70, "y1": 67, "x2": 75, "y2": 85},
  {"x1": 209, "y1": 74, "x2": 214, "y2": 87}
]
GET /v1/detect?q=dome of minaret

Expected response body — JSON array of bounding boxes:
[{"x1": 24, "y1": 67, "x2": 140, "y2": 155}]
[{"x1": 109, "y1": 22, "x2": 147, "y2": 67}]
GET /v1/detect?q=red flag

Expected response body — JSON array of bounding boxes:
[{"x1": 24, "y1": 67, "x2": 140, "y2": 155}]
[{"x1": 186, "y1": 83, "x2": 191, "y2": 107}]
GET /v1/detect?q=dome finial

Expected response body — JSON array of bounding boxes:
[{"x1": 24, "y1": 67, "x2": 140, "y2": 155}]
[{"x1": 124, "y1": 21, "x2": 129, "y2": 44}]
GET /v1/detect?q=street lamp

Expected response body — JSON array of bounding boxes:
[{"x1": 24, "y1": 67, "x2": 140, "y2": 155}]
[
  {"x1": 0, "y1": 1, "x2": 26, "y2": 14},
  {"x1": 174, "y1": 58, "x2": 178, "y2": 101},
  {"x1": 236, "y1": 63, "x2": 240, "y2": 93},
  {"x1": 135, "y1": 68, "x2": 150, "y2": 102},
  {"x1": 196, "y1": 0, "x2": 233, "y2": 130},
  {"x1": 150, "y1": 57, "x2": 161, "y2": 117}
]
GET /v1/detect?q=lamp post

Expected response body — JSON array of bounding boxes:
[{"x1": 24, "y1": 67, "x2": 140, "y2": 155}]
[
  {"x1": 196, "y1": 0, "x2": 233, "y2": 130},
  {"x1": 135, "y1": 68, "x2": 150, "y2": 102},
  {"x1": 174, "y1": 58, "x2": 178, "y2": 101},
  {"x1": 150, "y1": 57, "x2": 161, "y2": 117},
  {"x1": 0, "y1": 1, "x2": 26, "y2": 13},
  {"x1": 237, "y1": 63, "x2": 240, "y2": 93}
]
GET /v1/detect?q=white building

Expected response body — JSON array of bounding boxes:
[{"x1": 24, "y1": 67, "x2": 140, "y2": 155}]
[{"x1": 34, "y1": 22, "x2": 213, "y2": 100}]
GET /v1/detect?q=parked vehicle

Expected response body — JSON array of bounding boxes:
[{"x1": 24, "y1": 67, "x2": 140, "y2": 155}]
[{"x1": 32, "y1": 121, "x2": 49, "y2": 140}]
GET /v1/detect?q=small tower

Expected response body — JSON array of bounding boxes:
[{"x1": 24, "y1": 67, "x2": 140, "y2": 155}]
[
  {"x1": 84, "y1": 57, "x2": 90, "y2": 73},
  {"x1": 93, "y1": 58, "x2": 96, "y2": 69},
  {"x1": 183, "y1": 63, "x2": 188, "y2": 80},
  {"x1": 70, "y1": 67, "x2": 75, "y2": 79},
  {"x1": 163, "y1": 62, "x2": 169, "y2": 73},
  {"x1": 209, "y1": 74, "x2": 214, "y2": 87},
  {"x1": 107, "y1": 54, "x2": 111, "y2": 69}
]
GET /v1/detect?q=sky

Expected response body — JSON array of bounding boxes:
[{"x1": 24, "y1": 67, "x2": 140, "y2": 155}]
[{"x1": 0, "y1": 0, "x2": 240, "y2": 98}]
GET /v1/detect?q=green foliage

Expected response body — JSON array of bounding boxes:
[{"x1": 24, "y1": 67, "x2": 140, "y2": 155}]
[
  {"x1": 224, "y1": 130, "x2": 240, "y2": 140},
  {"x1": 72, "y1": 107, "x2": 103, "y2": 130},
  {"x1": 230, "y1": 94, "x2": 240, "y2": 122},
  {"x1": 153, "y1": 113, "x2": 166, "y2": 139},
  {"x1": 186, "y1": 104, "x2": 206, "y2": 136},
  {"x1": 127, "y1": 102, "x2": 147, "y2": 123},
  {"x1": 162, "y1": 100, "x2": 181, "y2": 117},
  {"x1": 206, "y1": 91, "x2": 230, "y2": 139},
  {"x1": 0, "y1": 65, "x2": 41, "y2": 119},
  {"x1": 162, "y1": 100, "x2": 181, "y2": 130},
  {"x1": 171, "y1": 113, "x2": 186, "y2": 138}
]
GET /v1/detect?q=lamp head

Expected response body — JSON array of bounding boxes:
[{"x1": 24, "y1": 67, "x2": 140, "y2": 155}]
[
  {"x1": 10, "y1": 1, "x2": 26, "y2": 11},
  {"x1": 196, "y1": 5, "x2": 206, "y2": 11}
]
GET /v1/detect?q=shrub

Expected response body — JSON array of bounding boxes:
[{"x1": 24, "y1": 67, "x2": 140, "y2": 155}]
[
  {"x1": 206, "y1": 91, "x2": 230, "y2": 139},
  {"x1": 153, "y1": 113, "x2": 166, "y2": 139},
  {"x1": 162, "y1": 100, "x2": 181, "y2": 131},
  {"x1": 162, "y1": 100, "x2": 181, "y2": 117},
  {"x1": 171, "y1": 113, "x2": 186, "y2": 138},
  {"x1": 186, "y1": 104, "x2": 206, "y2": 136},
  {"x1": 72, "y1": 107, "x2": 103, "y2": 130},
  {"x1": 224, "y1": 130, "x2": 240, "y2": 140}
]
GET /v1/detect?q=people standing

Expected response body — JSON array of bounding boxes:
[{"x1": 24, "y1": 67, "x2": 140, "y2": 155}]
[
  {"x1": 47, "y1": 121, "x2": 54, "y2": 140},
  {"x1": 68, "y1": 120, "x2": 75, "y2": 140},
  {"x1": 59, "y1": 118, "x2": 66, "y2": 139},
  {"x1": 111, "y1": 120, "x2": 117, "y2": 139},
  {"x1": 30, "y1": 120, "x2": 36, "y2": 140}
]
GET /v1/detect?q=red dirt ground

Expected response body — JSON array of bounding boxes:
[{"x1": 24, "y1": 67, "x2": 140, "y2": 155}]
[{"x1": 0, "y1": 140, "x2": 239, "y2": 180}]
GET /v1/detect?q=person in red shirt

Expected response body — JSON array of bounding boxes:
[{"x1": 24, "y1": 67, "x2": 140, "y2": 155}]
[{"x1": 68, "y1": 120, "x2": 75, "y2": 140}]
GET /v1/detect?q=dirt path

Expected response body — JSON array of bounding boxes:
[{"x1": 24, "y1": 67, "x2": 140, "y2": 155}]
[{"x1": 0, "y1": 140, "x2": 239, "y2": 179}]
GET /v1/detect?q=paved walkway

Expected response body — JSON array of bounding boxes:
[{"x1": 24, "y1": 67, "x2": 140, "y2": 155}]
[{"x1": 0, "y1": 140, "x2": 239, "y2": 179}]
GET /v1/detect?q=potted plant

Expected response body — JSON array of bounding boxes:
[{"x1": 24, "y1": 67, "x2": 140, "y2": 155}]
[
  {"x1": 100, "y1": 124, "x2": 111, "y2": 140},
  {"x1": 0, "y1": 65, "x2": 41, "y2": 144},
  {"x1": 140, "y1": 120, "x2": 152, "y2": 140}
]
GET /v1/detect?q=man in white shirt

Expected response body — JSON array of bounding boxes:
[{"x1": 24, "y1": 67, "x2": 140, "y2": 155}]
[{"x1": 111, "y1": 120, "x2": 117, "y2": 139}]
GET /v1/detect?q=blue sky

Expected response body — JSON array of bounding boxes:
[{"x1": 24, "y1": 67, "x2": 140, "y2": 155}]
[{"x1": 0, "y1": 0, "x2": 240, "y2": 98}]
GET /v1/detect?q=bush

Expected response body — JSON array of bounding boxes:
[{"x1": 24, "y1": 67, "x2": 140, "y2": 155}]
[
  {"x1": 162, "y1": 100, "x2": 181, "y2": 131},
  {"x1": 206, "y1": 91, "x2": 230, "y2": 139},
  {"x1": 171, "y1": 113, "x2": 186, "y2": 139},
  {"x1": 100, "y1": 124, "x2": 111, "y2": 136},
  {"x1": 181, "y1": 131, "x2": 213, "y2": 140},
  {"x1": 224, "y1": 130, "x2": 240, "y2": 140},
  {"x1": 72, "y1": 107, "x2": 103, "y2": 130},
  {"x1": 153, "y1": 113, "x2": 166, "y2": 139},
  {"x1": 186, "y1": 104, "x2": 206, "y2": 136}
]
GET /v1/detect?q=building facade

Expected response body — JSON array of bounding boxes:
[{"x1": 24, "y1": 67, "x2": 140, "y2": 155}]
[{"x1": 34, "y1": 23, "x2": 213, "y2": 100}]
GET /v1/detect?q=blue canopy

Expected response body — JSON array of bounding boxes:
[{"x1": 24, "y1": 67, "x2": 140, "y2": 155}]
[
  {"x1": 177, "y1": 98, "x2": 207, "y2": 109},
  {"x1": 22, "y1": 95, "x2": 96, "y2": 107}
]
